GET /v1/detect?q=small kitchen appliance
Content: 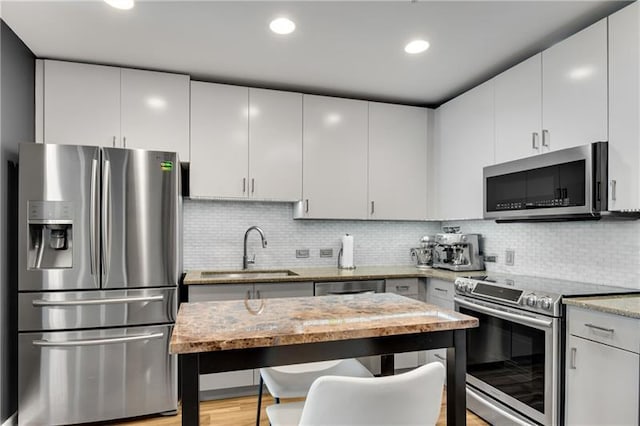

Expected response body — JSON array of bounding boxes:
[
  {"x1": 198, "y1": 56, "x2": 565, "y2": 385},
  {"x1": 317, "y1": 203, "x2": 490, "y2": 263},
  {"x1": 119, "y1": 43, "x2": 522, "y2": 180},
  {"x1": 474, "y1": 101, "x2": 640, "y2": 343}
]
[
  {"x1": 432, "y1": 233, "x2": 484, "y2": 271},
  {"x1": 410, "y1": 235, "x2": 435, "y2": 269},
  {"x1": 453, "y1": 273, "x2": 637, "y2": 426}
]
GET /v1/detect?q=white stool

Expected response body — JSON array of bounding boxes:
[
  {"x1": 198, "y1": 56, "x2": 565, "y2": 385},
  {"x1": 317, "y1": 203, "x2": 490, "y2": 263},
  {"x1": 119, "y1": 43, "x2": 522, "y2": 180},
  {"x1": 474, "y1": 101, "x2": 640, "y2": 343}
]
[
  {"x1": 266, "y1": 362, "x2": 445, "y2": 426},
  {"x1": 256, "y1": 359, "x2": 372, "y2": 425}
]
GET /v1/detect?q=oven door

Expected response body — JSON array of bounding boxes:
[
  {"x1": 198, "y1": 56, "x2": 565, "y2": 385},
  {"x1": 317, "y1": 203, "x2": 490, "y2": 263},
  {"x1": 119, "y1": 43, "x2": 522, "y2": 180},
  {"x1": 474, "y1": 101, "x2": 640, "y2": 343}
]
[{"x1": 455, "y1": 296, "x2": 560, "y2": 426}]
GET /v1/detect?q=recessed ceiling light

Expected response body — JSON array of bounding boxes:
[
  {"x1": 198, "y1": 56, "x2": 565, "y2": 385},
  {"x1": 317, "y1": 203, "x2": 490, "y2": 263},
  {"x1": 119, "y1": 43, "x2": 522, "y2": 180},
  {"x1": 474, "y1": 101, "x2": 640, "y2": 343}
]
[
  {"x1": 404, "y1": 39, "x2": 430, "y2": 54},
  {"x1": 270, "y1": 17, "x2": 296, "y2": 35},
  {"x1": 104, "y1": 0, "x2": 134, "y2": 10}
]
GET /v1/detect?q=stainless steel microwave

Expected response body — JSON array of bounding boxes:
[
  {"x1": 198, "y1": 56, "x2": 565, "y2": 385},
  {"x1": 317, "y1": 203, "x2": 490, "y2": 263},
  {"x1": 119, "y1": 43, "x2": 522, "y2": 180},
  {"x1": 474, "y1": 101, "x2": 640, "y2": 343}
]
[{"x1": 483, "y1": 142, "x2": 610, "y2": 222}]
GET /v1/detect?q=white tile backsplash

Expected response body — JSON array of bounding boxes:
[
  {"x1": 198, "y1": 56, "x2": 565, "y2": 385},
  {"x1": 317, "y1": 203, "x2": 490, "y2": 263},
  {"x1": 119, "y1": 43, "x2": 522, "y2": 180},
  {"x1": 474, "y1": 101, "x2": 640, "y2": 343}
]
[
  {"x1": 183, "y1": 200, "x2": 640, "y2": 290},
  {"x1": 443, "y1": 220, "x2": 640, "y2": 289},
  {"x1": 184, "y1": 200, "x2": 441, "y2": 270}
]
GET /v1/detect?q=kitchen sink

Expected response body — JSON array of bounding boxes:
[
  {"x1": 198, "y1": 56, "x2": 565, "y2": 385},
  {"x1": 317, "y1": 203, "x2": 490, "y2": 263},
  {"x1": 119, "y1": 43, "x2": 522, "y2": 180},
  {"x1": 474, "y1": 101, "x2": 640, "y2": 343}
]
[{"x1": 200, "y1": 270, "x2": 299, "y2": 280}]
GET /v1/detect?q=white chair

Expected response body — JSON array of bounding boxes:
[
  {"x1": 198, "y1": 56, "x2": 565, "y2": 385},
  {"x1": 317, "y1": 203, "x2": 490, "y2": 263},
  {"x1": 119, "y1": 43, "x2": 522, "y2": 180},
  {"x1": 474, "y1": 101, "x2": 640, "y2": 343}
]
[
  {"x1": 266, "y1": 362, "x2": 445, "y2": 426},
  {"x1": 256, "y1": 359, "x2": 373, "y2": 425}
]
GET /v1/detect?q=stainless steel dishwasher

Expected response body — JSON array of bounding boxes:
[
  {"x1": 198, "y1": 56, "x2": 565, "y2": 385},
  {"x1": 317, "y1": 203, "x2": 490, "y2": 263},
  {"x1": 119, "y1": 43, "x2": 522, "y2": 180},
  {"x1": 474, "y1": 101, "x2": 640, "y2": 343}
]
[{"x1": 314, "y1": 280, "x2": 386, "y2": 374}]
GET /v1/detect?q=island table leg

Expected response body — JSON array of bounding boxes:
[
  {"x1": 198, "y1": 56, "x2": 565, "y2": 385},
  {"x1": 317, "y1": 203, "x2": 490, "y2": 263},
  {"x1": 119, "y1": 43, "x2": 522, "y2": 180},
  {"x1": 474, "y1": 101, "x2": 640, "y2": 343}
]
[
  {"x1": 181, "y1": 353, "x2": 200, "y2": 426},
  {"x1": 447, "y1": 329, "x2": 467, "y2": 426}
]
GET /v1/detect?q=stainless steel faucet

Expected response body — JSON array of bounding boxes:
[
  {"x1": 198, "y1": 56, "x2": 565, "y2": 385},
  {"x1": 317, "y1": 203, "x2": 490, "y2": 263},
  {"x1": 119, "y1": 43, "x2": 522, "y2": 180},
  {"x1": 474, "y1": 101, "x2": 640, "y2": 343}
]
[{"x1": 243, "y1": 226, "x2": 267, "y2": 269}]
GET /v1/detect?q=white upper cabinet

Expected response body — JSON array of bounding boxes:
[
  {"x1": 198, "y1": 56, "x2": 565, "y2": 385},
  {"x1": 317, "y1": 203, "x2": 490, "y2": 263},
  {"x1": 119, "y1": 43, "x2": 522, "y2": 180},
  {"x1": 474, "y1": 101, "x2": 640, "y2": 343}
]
[
  {"x1": 190, "y1": 82, "x2": 249, "y2": 198},
  {"x1": 368, "y1": 103, "x2": 428, "y2": 220},
  {"x1": 120, "y1": 69, "x2": 190, "y2": 161},
  {"x1": 300, "y1": 95, "x2": 368, "y2": 219},
  {"x1": 432, "y1": 80, "x2": 495, "y2": 220},
  {"x1": 41, "y1": 60, "x2": 190, "y2": 160},
  {"x1": 248, "y1": 88, "x2": 302, "y2": 201},
  {"x1": 190, "y1": 83, "x2": 303, "y2": 200},
  {"x1": 494, "y1": 54, "x2": 543, "y2": 163},
  {"x1": 608, "y1": 2, "x2": 640, "y2": 212},
  {"x1": 43, "y1": 61, "x2": 121, "y2": 148},
  {"x1": 542, "y1": 19, "x2": 608, "y2": 152}
]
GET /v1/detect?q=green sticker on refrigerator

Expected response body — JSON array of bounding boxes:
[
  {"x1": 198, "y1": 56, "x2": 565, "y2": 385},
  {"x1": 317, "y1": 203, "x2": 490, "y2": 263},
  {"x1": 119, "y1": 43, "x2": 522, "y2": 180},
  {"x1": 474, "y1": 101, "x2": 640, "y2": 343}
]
[{"x1": 160, "y1": 161, "x2": 173, "y2": 171}]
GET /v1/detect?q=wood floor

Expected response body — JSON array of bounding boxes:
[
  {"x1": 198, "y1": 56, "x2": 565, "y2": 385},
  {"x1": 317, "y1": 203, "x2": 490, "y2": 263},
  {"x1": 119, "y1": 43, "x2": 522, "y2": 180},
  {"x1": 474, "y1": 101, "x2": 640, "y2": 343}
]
[{"x1": 116, "y1": 393, "x2": 488, "y2": 425}]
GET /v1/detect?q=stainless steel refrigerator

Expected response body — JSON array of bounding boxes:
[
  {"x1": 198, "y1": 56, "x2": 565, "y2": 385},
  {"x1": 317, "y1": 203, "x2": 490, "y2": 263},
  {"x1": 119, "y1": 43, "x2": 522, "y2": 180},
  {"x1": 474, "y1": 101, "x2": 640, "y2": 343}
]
[{"x1": 17, "y1": 143, "x2": 181, "y2": 425}]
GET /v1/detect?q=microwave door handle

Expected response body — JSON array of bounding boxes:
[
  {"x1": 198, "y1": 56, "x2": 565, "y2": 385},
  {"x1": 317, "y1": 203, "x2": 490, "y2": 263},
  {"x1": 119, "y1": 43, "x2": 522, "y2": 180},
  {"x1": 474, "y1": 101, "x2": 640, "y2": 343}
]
[{"x1": 455, "y1": 297, "x2": 553, "y2": 329}]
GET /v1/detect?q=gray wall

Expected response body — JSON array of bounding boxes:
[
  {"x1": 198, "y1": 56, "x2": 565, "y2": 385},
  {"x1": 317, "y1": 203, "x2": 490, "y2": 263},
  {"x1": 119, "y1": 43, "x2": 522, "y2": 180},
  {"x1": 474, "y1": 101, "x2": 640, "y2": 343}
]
[{"x1": 0, "y1": 19, "x2": 34, "y2": 424}]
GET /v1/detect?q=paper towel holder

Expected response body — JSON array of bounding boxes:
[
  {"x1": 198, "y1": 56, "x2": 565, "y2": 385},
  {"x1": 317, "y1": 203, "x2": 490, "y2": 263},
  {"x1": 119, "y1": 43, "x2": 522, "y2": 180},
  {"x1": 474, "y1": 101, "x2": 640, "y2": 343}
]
[
  {"x1": 338, "y1": 248, "x2": 356, "y2": 270},
  {"x1": 338, "y1": 233, "x2": 356, "y2": 270}
]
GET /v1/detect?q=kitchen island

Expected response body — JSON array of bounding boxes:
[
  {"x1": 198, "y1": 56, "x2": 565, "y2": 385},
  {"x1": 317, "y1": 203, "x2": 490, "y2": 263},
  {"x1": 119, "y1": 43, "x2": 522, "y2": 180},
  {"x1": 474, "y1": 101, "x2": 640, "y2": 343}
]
[{"x1": 170, "y1": 292, "x2": 478, "y2": 426}]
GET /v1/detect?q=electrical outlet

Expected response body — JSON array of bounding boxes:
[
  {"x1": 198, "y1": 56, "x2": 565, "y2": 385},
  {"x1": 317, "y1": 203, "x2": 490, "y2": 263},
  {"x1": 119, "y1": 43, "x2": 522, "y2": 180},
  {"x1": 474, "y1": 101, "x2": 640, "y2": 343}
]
[
  {"x1": 505, "y1": 249, "x2": 515, "y2": 266},
  {"x1": 295, "y1": 249, "x2": 310, "y2": 258},
  {"x1": 484, "y1": 255, "x2": 497, "y2": 263},
  {"x1": 319, "y1": 248, "x2": 333, "y2": 258}
]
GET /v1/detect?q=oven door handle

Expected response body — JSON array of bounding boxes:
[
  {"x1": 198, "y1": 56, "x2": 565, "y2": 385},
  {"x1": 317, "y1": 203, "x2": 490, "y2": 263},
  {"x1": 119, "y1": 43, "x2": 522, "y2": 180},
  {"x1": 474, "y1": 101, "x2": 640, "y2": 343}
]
[{"x1": 455, "y1": 297, "x2": 553, "y2": 329}]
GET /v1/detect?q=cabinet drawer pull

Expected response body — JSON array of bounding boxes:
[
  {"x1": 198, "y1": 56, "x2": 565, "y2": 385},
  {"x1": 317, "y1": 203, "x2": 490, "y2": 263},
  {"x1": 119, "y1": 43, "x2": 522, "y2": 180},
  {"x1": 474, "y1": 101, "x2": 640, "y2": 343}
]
[
  {"x1": 570, "y1": 347, "x2": 577, "y2": 369},
  {"x1": 395, "y1": 285, "x2": 410, "y2": 291},
  {"x1": 532, "y1": 132, "x2": 539, "y2": 150},
  {"x1": 584, "y1": 323, "x2": 615, "y2": 333},
  {"x1": 541, "y1": 129, "x2": 549, "y2": 148},
  {"x1": 610, "y1": 180, "x2": 617, "y2": 201},
  {"x1": 434, "y1": 354, "x2": 445, "y2": 361},
  {"x1": 434, "y1": 287, "x2": 448, "y2": 293}
]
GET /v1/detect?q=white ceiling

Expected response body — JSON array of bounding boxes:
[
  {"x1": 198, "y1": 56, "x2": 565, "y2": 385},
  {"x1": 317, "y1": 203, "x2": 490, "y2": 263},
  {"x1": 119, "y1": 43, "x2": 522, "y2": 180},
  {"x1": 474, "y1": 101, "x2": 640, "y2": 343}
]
[{"x1": 1, "y1": 0, "x2": 630, "y2": 106}]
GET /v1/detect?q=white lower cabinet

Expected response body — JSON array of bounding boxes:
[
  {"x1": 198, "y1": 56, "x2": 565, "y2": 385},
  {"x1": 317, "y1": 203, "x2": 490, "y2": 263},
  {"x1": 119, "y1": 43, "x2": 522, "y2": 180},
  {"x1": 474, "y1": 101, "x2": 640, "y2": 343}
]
[
  {"x1": 565, "y1": 306, "x2": 640, "y2": 425},
  {"x1": 385, "y1": 278, "x2": 427, "y2": 370},
  {"x1": 187, "y1": 282, "x2": 313, "y2": 394},
  {"x1": 425, "y1": 278, "x2": 455, "y2": 369}
]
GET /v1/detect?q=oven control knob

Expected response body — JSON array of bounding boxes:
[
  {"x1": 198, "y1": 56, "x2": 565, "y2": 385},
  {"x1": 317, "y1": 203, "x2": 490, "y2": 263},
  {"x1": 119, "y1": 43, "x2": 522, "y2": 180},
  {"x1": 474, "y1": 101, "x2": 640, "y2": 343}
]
[
  {"x1": 539, "y1": 297, "x2": 553, "y2": 310},
  {"x1": 525, "y1": 295, "x2": 538, "y2": 307}
]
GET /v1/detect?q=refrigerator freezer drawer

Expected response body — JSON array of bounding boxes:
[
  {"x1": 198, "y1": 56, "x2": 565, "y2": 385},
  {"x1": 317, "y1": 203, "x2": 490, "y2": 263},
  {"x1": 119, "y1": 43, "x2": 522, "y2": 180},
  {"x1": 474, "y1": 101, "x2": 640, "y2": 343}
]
[
  {"x1": 19, "y1": 288, "x2": 176, "y2": 331},
  {"x1": 18, "y1": 324, "x2": 177, "y2": 425}
]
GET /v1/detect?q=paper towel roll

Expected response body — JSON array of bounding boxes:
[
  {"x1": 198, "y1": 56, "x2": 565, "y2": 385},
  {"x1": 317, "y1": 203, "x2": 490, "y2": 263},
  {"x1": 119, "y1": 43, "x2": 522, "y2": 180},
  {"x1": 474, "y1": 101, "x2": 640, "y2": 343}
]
[{"x1": 340, "y1": 234, "x2": 355, "y2": 269}]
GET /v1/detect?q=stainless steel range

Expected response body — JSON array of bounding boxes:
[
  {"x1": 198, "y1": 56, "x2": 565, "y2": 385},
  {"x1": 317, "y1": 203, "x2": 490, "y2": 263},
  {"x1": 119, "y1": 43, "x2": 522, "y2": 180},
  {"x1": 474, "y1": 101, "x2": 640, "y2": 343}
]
[{"x1": 454, "y1": 273, "x2": 635, "y2": 426}]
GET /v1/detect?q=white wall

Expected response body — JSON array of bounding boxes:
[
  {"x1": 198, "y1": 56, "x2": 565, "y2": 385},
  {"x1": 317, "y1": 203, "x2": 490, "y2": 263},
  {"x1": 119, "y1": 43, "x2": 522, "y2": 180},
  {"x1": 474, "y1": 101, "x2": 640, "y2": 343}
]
[
  {"x1": 184, "y1": 200, "x2": 441, "y2": 270},
  {"x1": 444, "y1": 219, "x2": 640, "y2": 289}
]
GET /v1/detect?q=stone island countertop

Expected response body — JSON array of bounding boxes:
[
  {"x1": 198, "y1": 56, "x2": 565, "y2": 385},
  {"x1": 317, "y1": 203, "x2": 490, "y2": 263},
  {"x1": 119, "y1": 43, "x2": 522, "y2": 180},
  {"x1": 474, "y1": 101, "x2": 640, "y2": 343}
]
[
  {"x1": 169, "y1": 292, "x2": 479, "y2": 354},
  {"x1": 183, "y1": 265, "x2": 487, "y2": 285},
  {"x1": 563, "y1": 294, "x2": 640, "y2": 320}
]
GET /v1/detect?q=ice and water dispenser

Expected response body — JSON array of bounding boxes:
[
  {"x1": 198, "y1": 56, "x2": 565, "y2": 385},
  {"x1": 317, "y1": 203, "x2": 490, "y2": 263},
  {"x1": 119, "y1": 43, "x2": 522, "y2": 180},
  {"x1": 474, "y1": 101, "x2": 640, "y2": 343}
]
[{"x1": 27, "y1": 201, "x2": 73, "y2": 269}]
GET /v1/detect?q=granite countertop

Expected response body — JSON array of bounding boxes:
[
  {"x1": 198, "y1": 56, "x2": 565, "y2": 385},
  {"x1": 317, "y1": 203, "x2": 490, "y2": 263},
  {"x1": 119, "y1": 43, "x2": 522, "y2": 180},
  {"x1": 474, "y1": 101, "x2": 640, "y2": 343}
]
[
  {"x1": 564, "y1": 294, "x2": 640, "y2": 320},
  {"x1": 169, "y1": 292, "x2": 479, "y2": 354},
  {"x1": 183, "y1": 265, "x2": 487, "y2": 285}
]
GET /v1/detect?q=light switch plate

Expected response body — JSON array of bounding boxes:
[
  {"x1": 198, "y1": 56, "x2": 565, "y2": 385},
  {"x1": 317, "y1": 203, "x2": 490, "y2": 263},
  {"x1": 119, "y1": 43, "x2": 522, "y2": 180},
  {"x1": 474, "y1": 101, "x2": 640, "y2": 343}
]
[
  {"x1": 296, "y1": 249, "x2": 310, "y2": 258},
  {"x1": 319, "y1": 248, "x2": 333, "y2": 258},
  {"x1": 505, "y1": 249, "x2": 515, "y2": 266}
]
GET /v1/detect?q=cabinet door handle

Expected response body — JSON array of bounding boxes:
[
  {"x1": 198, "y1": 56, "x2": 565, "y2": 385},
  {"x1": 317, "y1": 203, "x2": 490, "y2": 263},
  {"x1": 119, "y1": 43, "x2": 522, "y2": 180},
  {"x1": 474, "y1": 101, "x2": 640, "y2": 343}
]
[
  {"x1": 305, "y1": 199, "x2": 309, "y2": 213},
  {"x1": 434, "y1": 354, "x2": 446, "y2": 361},
  {"x1": 371, "y1": 201, "x2": 375, "y2": 215},
  {"x1": 251, "y1": 178, "x2": 255, "y2": 194},
  {"x1": 610, "y1": 180, "x2": 617, "y2": 201},
  {"x1": 541, "y1": 129, "x2": 549, "y2": 148},
  {"x1": 242, "y1": 178, "x2": 246, "y2": 194},
  {"x1": 532, "y1": 132, "x2": 539, "y2": 150},
  {"x1": 112, "y1": 136, "x2": 116, "y2": 148},
  {"x1": 570, "y1": 347, "x2": 577, "y2": 369},
  {"x1": 584, "y1": 323, "x2": 615, "y2": 333},
  {"x1": 123, "y1": 136, "x2": 127, "y2": 148}
]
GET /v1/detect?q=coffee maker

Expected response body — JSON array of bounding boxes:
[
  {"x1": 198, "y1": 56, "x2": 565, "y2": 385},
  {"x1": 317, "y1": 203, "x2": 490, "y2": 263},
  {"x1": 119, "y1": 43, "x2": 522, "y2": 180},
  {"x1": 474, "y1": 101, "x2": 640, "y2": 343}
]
[{"x1": 433, "y1": 232, "x2": 484, "y2": 271}]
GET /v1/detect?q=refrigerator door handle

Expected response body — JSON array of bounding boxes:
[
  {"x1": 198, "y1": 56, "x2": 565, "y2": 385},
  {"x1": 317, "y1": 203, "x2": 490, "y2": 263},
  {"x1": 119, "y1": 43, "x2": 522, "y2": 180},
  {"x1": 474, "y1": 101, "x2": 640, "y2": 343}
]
[
  {"x1": 32, "y1": 295, "x2": 165, "y2": 307},
  {"x1": 90, "y1": 158, "x2": 100, "y2": 283},
  {"x1": 32, "y1": 332, "x2": 164, "y2": 347},
  {"x1": 102, "y1": 160, "x2": 112, "y2": 282}
]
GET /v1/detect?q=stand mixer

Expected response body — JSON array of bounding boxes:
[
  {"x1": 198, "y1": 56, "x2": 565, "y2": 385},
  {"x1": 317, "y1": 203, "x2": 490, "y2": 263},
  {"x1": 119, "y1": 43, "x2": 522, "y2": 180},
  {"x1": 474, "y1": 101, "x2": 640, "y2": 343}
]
[{"x1": 410, "y1": 235, "x2": 435, "y2": 269}]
